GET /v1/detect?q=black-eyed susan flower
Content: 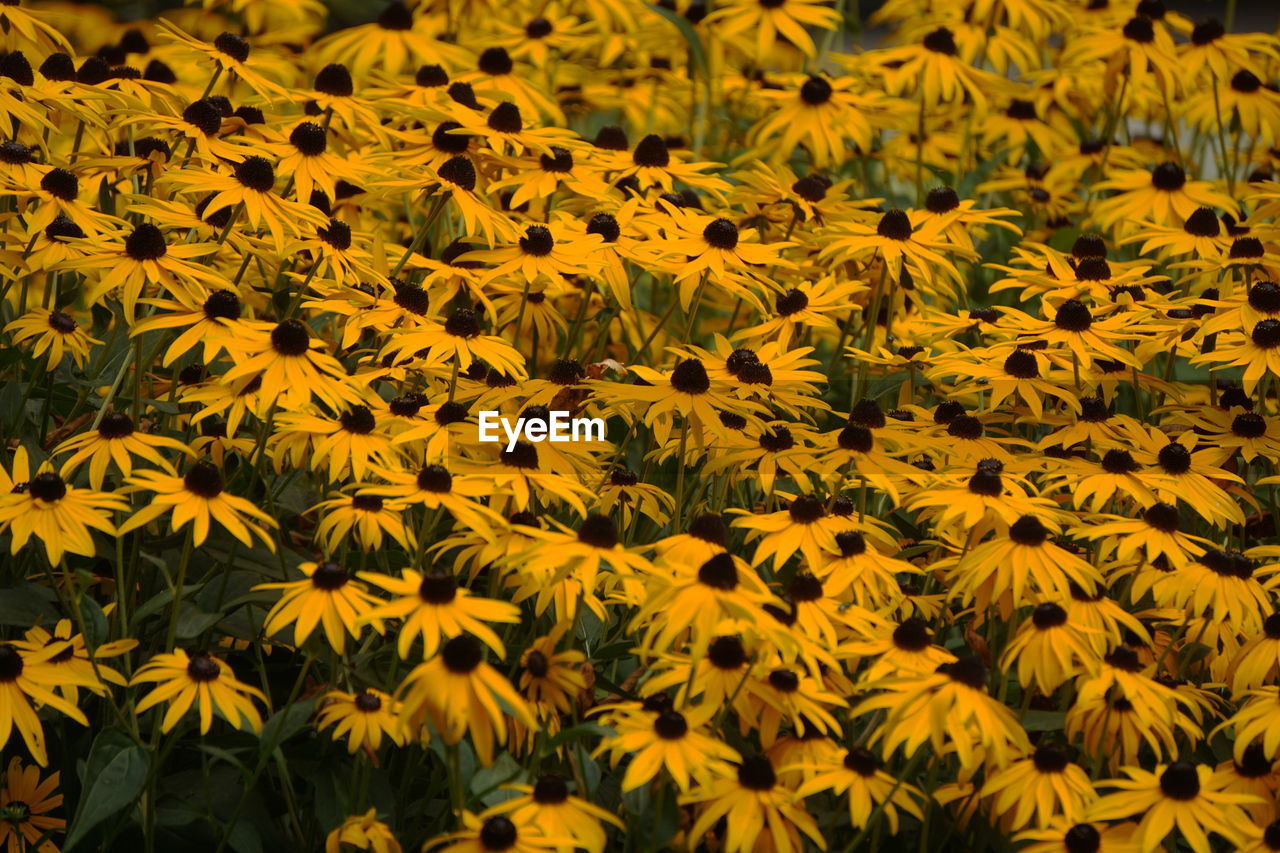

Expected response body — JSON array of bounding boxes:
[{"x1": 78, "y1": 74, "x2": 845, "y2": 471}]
[
  {"x1": 0, "y1": 643, "x2": 91, "y2": 766},
  {"x1": 326, "y1": 808, "x2": 403, "y2": 853},
  {"x1": 795, "y1": 745, "x2": 923, "y2": 833},
  {"x1": 1014, "y1": 820, "x2": 1139, "y2": 853},
  {"x1": 52, "y1": 411, "x2": 188, "y2": 489},
  {"x1": 256, "y1": 560, "x2": 384, "y2": 654},
  {"x1": 221, "y1": 318, "x2": 361, "y2": 413},
  {"x1": 593, "y1": 700, "x2": 739, "y2": 792},
  {"x1": 483, "y1": 774, "x2": 623, "y2": 853},
  {"x1": 4, "y1": 308, "x2": 99, "y2": 368},
  {"x1": 311, "y1": 491, "x2": 415, "y2": 553},
  {"x1": 132, "y1": 649, "x2": 268, "y2": 734},
  {"x1": 1090, "y1": 762, "x2": 1256, "y2": 853},
  {"x1": 980, "y1": 746, "x2": 1096, "y2": 830},
  {"x1": 426, "y1": 810, "x2": 560, "y2": 853},
  {"x1": 12, "y1": 619, "x2": 133, "y2": 704},
  {"x1": 358, "y1": 569, "x2": 519, "y2": 659},
  {"x1": 0, "y1": 469, "x2": 125, "y2": 564},
  {"x1": 316, "y1": 688, "x2": 404, "y2": 754},
  {"x1": 397, "y1": 634, "x2": 535, "y2": 766},
  {"x1": 1000, "y1": 602, "x2": 1101, "y2": 693},
  {"x1": 681, "y1": 754, "x2": 825, "y2": 853},
  {"x1": 856, "y1": 655, "x2": 1032, "y2": 768},
  {"x1": 118, "y1": 461, "x2": 277, "y2": 549},
  {"x1": 0, "y1": 757, "x2": 65, "y2": 853},
  {"x1": 517, "y1": 624, "x2": 586, "y2": 715}
]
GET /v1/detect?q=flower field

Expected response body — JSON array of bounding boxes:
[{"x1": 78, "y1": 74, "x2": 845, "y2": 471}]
[{"x1": 2, "y1": 0, "x2": 1280, "y2": 850}]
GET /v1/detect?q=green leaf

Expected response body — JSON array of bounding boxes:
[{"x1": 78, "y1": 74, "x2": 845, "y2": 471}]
[
  {"x1": 65, "y1": 729, "x2": 150, "y2": 850},
  {"x1": 0, "y1": 582, "x2": 58, "y2": 626},
  {"x1": 1021, "y1": 710, "x2": 1065, "y2": 732},
  {"x1": 470, "y1": 753, "x2": 525, "y2": 806},
  {"x1": 226, "y1": 819, "x2": 264, "y2": 853},
  {"x1": 1048, "y1": 227, "x2": 1083, "y2": 253},
  {"x1": 133, "y1": 584, "x2": 204, "y2": 623},
  {"x1": 956, "y1": 146, "x2": 1018, "y2": 198},
  {"x1": 648, "y1": 4, "x2": 708, "y2": 81},
  {"x1": 78, "y1": 596, "x2": 108, "y2": 648},
  {"x1": 258, "y1": 697, "x2": 318, "y2": 752},
  {"x1": 174, "y1": 605, "x2": 223, "y2": 639},
  {"x1": 543, "y1": 723, "x2": 614, "y2": 752}
]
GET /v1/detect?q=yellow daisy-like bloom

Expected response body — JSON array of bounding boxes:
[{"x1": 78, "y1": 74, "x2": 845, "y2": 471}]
[
  {"x1": 1227, "y1": 614, "x2": 1280, "y2": 695},
  {"x1": 220, "y1": 318, "x2": 362, "y2": 414},
  {"x1": 1217, "y1": 687, "x2": 1280, "y2": 763},
  {"x1": 1000, "y1": 602, "x2": 1101, "y2": 693},
  {"x1": 1014, "y1": 819, "x2": 1139, "y2": 853},
  {"x1": 155, "y1": 19, "x2": 293, "y2": 101},
  {"x1": 469, "y1": 218, "x2": 601, "y2": 285},
  {"x1": 3, "y1": 308, "x2": 99, "y2": 368},
  {"x1": 980, "y1": 746, "x2": 1096, "y2": 830},
  {"x1": 360, "y1": 463, "x2": 504, "y2": 539},
  {"x1": 426, "y1": 809, "x2": 564, "y2": 853},
  {"x1": 127, "y1": 291, "x2": 257, "y2": 367},
  {"x1": 132, "y1": 649, "x2": 269, "y2": 734},
  {"x1": 12, "y1": 619, "x2": 134, "y2": 704},
  {"x1": 379, "y1": 306, "x2": 527, "y2": 380},
  {"x1": 273, "y1": 404, "x2": 401, "y2": 483},
  {"x1": 256, "y1": 560, "x2": 385, "y2": 654},
  {"x1": 358, "y1": 569, "x2": 520, "y2": 659},
  {"x1": 1091, "y1": 163, "x2": 1238, "y2": 234},
  {"x1": 1194, "y1": 319, "x2": 1280, "y2": 396},
  {"x1": 871, "y1": 25, "x2": 1011, "y2": 111},
  {"x1": 326, "y1": 808, "x2": 402, "y2": 853},
  {"x1": 795, "y1": 745, "x2": 924, "y2": 834},
  {"x1": 704, "y1": 0, "x2": 840, "y2": 58},
  {"x1": 517, "y1": 623, "x2": 586, "y2": 715},
  {"x1": 0, "y1": 469, "x2": 125, "y2": 564},
  {"x1": 484, "y1": 773, "x2": 624, "y2": 853},
  {"x1": 266, "y1": 120, "x2": 366, "y2": 203},
  {"x1": 856, "y1": 655, "x2": 1032, "y2": 768},
  {"x1": 315, "y1": 688, "x2": 405, "y2": 754},
  {"x1": 843, "y1": 618, "x2": 956, "y2": 681},
  {"x1": 118, "y1": 461, "x2": 278, "y2": 549},
  {"x1": 947, "y1": 514, "x2": 1104, "y2": 613},
  {"x1": 511, "y1": 514, "x2": 653, "y2": 620},
  {"x1": 749, "y1": 75, "x2": 884, "y2": 169},
  {"x1": 0, "y1": 642, "x2": 92, "y2": 766},
  {"x1": 681, "y1": 753, "x2": 826, "y2": 853},
  {"x1": 0, "y1": 756, "x2": 65, "y2": 853},
  {"x1": 311, "y1": 491, "x2": 415, "y2": 554},
  {"x1": 66, "y1": 223, "x2": 232, "y2": 320},
  {"x1": 819, "y1": 208, "x2": 968, "y2": 294},
  {"x1": 161, "y1": 157, "x2": 328, "y2": 253},
  {"x1": 396, "y1": 634, "x2": 536, "y2": 766},
  {"x1": 652, "y1": 202, "x2": 791, "y2": 290},
  {"x1": 629, "y1": 550, "x2": 777, "y2": 655},
  {"x1": 1090, "y1": 762, "x2": 1257, "y2": 853},
  {"x1": 53, "y1": 411, "x2": 189, "y2": 489},
  {"x1": 593, "y1": 700, "x2": 740, "y2": 793}
]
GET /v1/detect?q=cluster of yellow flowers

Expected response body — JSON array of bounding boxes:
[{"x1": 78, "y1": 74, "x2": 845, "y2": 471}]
[{"x1": 2, "y1": 0, "x2": 1280, "y2": 851}]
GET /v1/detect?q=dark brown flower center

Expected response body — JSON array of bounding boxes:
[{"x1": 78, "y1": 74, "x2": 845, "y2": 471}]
[
  {"x1": 29, "y1": 472, "x2": 66, "y2": 502},
  {"x1": 441, "y1": 635, "x2": 482, "y2": 674},
  {"x1": 737, "y1": 755, "x2": 777, "y2": 790},
  {"x1": 270, "y1": 319, "x2": 311, "y2": 355},
  {"x1": 186, "y1": 652, "x2": 221, "y2": 682},
  {"x1": 697, "y1": 553, "x2": 739, "y2": 590},
  {"x1": 311, "y1": 561, "x2": 349, "y2": 590},
  {"x1": 1009, "y1": 515, "x2": 1048, "y2": 546},
  {"x1": 0, "y1": 645, "x2": 24, "y2": 682},
  {"x1": 1159, "y1": 762, "x2": 1200, "y2": 800}
]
